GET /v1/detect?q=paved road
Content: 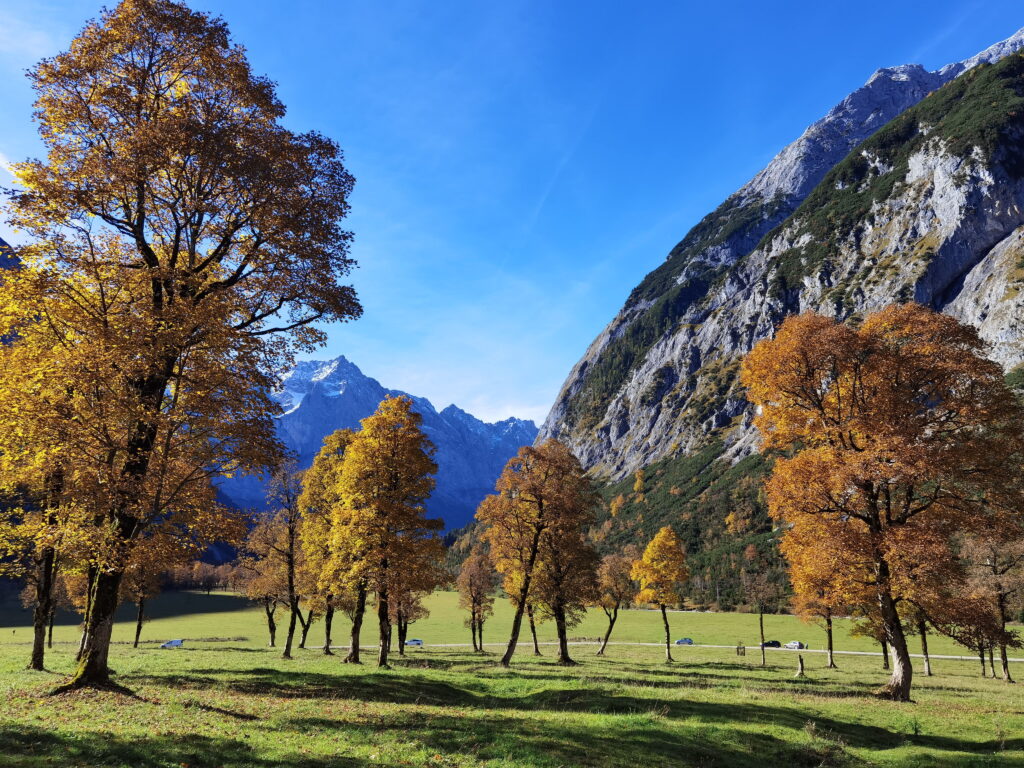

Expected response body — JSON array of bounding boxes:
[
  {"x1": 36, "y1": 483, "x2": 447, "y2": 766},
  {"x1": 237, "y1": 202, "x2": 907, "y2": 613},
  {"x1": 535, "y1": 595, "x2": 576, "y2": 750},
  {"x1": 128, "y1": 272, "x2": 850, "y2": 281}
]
[{"x1": 332, "y1": 640, "x2": 1023, "y2": 663}]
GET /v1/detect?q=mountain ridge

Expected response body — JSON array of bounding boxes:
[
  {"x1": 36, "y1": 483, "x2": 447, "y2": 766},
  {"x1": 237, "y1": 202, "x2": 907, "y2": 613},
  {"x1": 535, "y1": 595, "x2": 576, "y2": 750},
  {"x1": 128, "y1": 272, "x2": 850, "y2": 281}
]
[
  {"x1": 219, "y1": 355, "x2": 537, "y2": 531},
  {"x1": 539, "y1": 27, "x2": 1024, "y2": 481}
]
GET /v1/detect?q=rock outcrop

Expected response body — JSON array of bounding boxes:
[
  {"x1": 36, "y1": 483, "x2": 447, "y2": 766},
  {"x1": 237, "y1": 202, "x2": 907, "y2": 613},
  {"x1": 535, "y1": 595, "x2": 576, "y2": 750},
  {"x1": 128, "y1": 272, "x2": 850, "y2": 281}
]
[{"x1": 541, "y1": 31, "x2": 1024, "y2": 480}]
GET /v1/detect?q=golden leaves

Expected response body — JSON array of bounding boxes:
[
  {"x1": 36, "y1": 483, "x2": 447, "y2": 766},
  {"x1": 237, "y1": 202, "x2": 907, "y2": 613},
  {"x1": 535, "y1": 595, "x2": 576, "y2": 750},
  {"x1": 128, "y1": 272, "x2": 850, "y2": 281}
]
[{"x1": 631, "y1": 526, "x2": 688, "y2": 607}]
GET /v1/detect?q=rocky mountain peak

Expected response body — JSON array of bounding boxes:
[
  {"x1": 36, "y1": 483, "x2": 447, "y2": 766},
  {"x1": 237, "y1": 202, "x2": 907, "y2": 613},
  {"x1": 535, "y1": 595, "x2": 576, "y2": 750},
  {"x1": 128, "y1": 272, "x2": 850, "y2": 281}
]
[{"x1": 541, "y1": 29, "x2": 1024, "y2": 482}]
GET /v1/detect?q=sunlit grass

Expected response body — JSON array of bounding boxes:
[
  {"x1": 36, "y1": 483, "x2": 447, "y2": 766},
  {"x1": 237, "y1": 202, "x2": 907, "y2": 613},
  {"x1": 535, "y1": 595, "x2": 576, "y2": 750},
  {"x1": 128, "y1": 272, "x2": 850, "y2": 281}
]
[{"x1": 0, "y1": 591, "x2": 1020, "y2": 767}]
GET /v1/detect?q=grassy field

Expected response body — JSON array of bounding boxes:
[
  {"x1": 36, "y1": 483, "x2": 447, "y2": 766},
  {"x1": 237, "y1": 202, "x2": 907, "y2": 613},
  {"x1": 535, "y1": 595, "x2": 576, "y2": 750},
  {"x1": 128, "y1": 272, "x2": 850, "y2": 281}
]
[{"x1": 0, "y1": 590, "x2": 1021, "y2": 767}]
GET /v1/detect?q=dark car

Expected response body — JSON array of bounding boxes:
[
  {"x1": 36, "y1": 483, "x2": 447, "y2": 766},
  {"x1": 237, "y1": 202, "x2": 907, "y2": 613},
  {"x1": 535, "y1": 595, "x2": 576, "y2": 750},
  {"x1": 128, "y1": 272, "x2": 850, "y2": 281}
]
[{"x1": 761, "y1": 640, "x2": 781, "y2": 648}]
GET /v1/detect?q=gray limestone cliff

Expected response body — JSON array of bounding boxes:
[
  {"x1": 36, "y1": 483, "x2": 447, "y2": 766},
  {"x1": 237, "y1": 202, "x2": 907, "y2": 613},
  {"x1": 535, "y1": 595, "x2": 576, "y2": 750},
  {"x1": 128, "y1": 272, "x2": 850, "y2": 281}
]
[{"x1": 541, "y1": 31, "x2": 1024, "y2": 480}]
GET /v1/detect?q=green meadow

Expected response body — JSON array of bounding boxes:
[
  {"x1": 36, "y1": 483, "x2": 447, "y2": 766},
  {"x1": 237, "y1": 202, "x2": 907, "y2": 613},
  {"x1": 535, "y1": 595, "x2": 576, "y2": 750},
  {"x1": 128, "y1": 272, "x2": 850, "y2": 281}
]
[{"x1": 0, "y1": 590, "x2": 1021, "y2": 767}]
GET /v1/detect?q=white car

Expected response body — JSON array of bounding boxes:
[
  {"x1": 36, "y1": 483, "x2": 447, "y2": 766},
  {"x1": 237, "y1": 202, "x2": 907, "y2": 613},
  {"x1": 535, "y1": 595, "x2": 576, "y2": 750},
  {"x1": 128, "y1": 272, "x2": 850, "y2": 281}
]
[
  {"x1": 159, "y1": 639, "x2": 184, "y2": 649},
  {"x1": 784, "y1": 641, "x2": 806, "y2": 650},
  {"x1": 405, "y1": 638, "x2": 423, "y2": 647}
]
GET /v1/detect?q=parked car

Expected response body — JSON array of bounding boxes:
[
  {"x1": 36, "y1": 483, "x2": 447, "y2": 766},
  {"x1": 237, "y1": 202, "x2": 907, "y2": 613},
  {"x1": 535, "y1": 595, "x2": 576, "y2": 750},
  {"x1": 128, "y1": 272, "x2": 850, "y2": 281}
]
[
  {"x1": 761, "y1": 640, "x2": 781, "y2": 648},
  {"x1": 405, "y1": 638, "x2": 424, "y2": 647},
  {"x1": 674, "y1": 638, "x2": 694, "y2": 646},
  {"x1": 784, "y1": 641, "x2": 806, "y2": 650},
  {"x1": 159, "y1": 639, "x2": 184, "y2": 649}
]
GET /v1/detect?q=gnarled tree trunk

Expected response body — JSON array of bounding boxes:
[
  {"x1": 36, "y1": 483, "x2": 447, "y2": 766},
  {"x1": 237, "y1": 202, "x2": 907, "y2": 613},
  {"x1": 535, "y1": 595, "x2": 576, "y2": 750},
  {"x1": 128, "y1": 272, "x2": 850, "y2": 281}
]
[
  {"x1": 553, "y1": 602, "x2": 574, "y2": 665},
  {"x1": 133, "y1": 599, "x2": 145, "y2": 649},
  {"x1": 323, "y1": 603, "x2": 334, "y2": 655},
  {"x1": 30, "y1": 545, "x2": 57, "y2": 671},
  {"x1": 918, "y1": 619, "x2": 932, "y2": 677},
  {"x1": 66, "y1": 568, "x2": 123, "y2": 688},
  {"x1": 376, "y1": 583, "x2": 391, "y2": 668},
  {"x1": 264, "y1": 601, "x2": 277, "y2": 647},
  {"x1": 824, "y1": 611, "x2": 837, "y2": 669},
  {"x1": 397, "y1": 615, "x2": 408, "y2": 656},
  {"x1": 344, "y1": 584, "x2": 366, "y2": 664},
  {"x1": 528, "y1": 604, "x2": 542, "y2": 656},
  {"x1": 597, "y1": 605, "x2": 618, "y2": 656},
  {"x1": 877, "y1": 592, "x2": 912, "y2": 701}
]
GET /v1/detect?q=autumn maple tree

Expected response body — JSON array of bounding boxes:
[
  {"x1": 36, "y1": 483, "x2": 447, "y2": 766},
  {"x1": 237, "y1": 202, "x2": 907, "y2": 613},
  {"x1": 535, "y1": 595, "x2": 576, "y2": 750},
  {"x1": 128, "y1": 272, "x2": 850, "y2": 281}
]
[
  {"x1": 742, "y1": 304, "x2": 1024, "y2": 701},
  {"x1": 632, "y1": 526, "x2": 689, "y2": 662},
  {"x1": 0, "y1": 0, "x2": 359, "y2": 688},
  {"x1": 298, "y1": 428, "x2": 356, "y2": 655},
  {"x1": 456, "y1": 544, "x2": 498, "y2": 652},
  {"x1": 593, "y1": 550, "x2": 636, "y2": 656},
  {"x1": 330, "y1": 396, "x2": 442, "y2": 668},
  {"x1": 477, "y1": 439, "x2": 597, "y2": 667}
]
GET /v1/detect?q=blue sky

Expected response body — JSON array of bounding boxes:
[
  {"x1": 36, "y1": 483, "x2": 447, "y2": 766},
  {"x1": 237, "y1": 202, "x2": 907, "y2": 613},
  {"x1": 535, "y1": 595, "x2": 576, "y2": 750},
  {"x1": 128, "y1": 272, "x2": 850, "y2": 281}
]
[{"x1": 1, "y1": 1, "x2": 1022, "y2": 424}]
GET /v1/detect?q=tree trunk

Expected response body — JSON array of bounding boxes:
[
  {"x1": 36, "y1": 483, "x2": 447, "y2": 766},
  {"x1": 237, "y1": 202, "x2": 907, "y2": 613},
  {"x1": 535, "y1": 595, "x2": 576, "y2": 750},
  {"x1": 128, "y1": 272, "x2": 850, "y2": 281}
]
[
  {"x1": 499, "y1": 525, "x2": 544, "y2": 668},
  {"x1": 979, "y1": 645, "x2": 987, "y2": 677},
  {"x1": 880, "y1": 639, "x2": 890, "y2": 670},
  {"x1": 918, "y1": 619, "x2": 932, "y2": 677},
  {"x1": 877, "y1": 592, "x2": 913, "y2": 701},
  {"x1": 377, "y1": 586, "x2": 391, "y2": 668},
  {"x1": 528, "y1": 604, "x2": 542, "y2": 656},
  {"x1": 47, "y1": 606, "x2": 55, "y2": 650},
  {"x1": 554, "y1": 603, "x2": 574, "y2": 665},
  {"x1": 64, "y1": 569, "x2": 123, "y2": 689},
  {"x1": 76, "y1": 565, "x2": 97, "y2": 663},
  {"x1": 397, "y1": 616, "x2": 408, "y2": 656},
  {"x1": 133, "y1": 599, "x2": 145, "y2": 649},
  {"x1": 344, "y1": 584, "x2": 366, "y2": 664},
  {"x1": 597, "y1": 606, "x2": 618, "y2": 656},
  {"x1": 795, "y1": 654, "x2": 806, "y2": 678},
  {"x1": 825, "y1": 612, "x2": 837, "y2": 669},
  {"x1": 1000, "y1": 642, "x2": 1014, "y2": 683},
  {"x1": 282, "y1": 601, "x2": 298, "y2": 659},
  {"x1": 989, "y1": 644, "x2": 996, "y2": 678},
  {"x1": 661, "y1": 603, "x2": 674, "y2": 663},
  {"x1": 29, "y1": 545, "x2": 57, "y2": 671},
  {"x1": 298, "y1": 609, "x2": 314, "y2": 649},
  {"x1": 323, "y1": 604, "x2": 334, "y2": 655},
  {"x1": 264, "y1": 602, "x2": 277, "y2": 647},
  {"x1": 478, "y1": 619, "x2": 485, "y2": 652},
  {"x1": 758, "y1": 606, "x2": 765, "y2": 667},
  {"x1": 470, "y1": 617, "x2": 478, "y2": 652}
]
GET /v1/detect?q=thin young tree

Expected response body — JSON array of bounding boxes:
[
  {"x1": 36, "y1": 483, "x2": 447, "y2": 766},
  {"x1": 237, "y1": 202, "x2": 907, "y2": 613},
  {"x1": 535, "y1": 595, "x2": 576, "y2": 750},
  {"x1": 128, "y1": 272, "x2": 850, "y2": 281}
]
[
  {"x1": 456, "y1": 545, "x2": 498, "y2": 652},
  {"x1": 742, "y1": 304, "x2": 1024, "y2": 701},
  {"x1": 0, "y1": 0, "x2": 359, "y2": 689},
  {"x1": 242, "y1": 469, "x2": 309, "y2": 659},
  {"x1": 593, "y1": 551, "x2": 636, "y2": 656},
  {"x1": 963, "y1": 536, "x2": 1024, "y2": 683},
  {"x1": 631, "y1": 527, "x2": 689, "y2": 663}
]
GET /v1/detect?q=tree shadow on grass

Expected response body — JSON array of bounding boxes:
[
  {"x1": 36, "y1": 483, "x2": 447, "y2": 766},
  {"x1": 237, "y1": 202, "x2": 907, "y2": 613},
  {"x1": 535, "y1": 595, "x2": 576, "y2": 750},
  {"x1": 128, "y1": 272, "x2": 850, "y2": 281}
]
[
  {"x1": 286, "y1": 711, "x2": 864, "y2": 768},
  {"x1": 0, "y1": 724, "x2": 367, "y2": 768}
]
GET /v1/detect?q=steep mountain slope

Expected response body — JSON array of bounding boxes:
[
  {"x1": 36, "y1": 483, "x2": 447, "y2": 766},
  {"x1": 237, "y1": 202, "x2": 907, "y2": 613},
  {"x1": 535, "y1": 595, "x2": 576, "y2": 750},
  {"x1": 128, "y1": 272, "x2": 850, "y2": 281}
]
[
  {"x1": 218, "y1": 356, "x2": 537, "y2": 530},
  {"x1": 541, "y1": 30, "x2": 1024, "y2": 480}
]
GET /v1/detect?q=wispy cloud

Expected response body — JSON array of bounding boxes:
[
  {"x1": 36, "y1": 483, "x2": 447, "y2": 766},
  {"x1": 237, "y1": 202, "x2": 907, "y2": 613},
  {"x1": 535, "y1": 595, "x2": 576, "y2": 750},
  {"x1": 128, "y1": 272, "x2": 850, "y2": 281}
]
[
  {"x1": 0, "y1": 8, "x2": 59, "y2": 63},
  {"x1": 905, "y1": 2, "x2": 983, "y2": 66}
]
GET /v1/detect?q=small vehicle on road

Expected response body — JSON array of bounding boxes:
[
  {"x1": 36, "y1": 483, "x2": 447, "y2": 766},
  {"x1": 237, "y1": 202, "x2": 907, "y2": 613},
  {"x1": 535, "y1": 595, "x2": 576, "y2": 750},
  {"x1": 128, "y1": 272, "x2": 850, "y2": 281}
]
[
  {"x1": 761, "y1": 640, "x2": 781, "y2": 648},
  {"x1": 784, "y1": 641, "x2": 806, "y2": 650},
  {"x1": 159, "y1": 639, "x2": 184, "y2": 649},
  {"x1": 674, "y1": 638, "x2": 694, "y2": 645},
  {"x1": 405, "y1": 638, "x2": 424, "y2": 647}
]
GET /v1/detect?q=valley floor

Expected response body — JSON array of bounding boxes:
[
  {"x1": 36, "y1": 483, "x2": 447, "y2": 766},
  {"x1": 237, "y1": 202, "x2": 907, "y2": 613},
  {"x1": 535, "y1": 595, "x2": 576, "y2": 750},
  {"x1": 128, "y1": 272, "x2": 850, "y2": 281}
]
[{"x1": 0, "y1": 592, "x2": 1020, "y2": 767}]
